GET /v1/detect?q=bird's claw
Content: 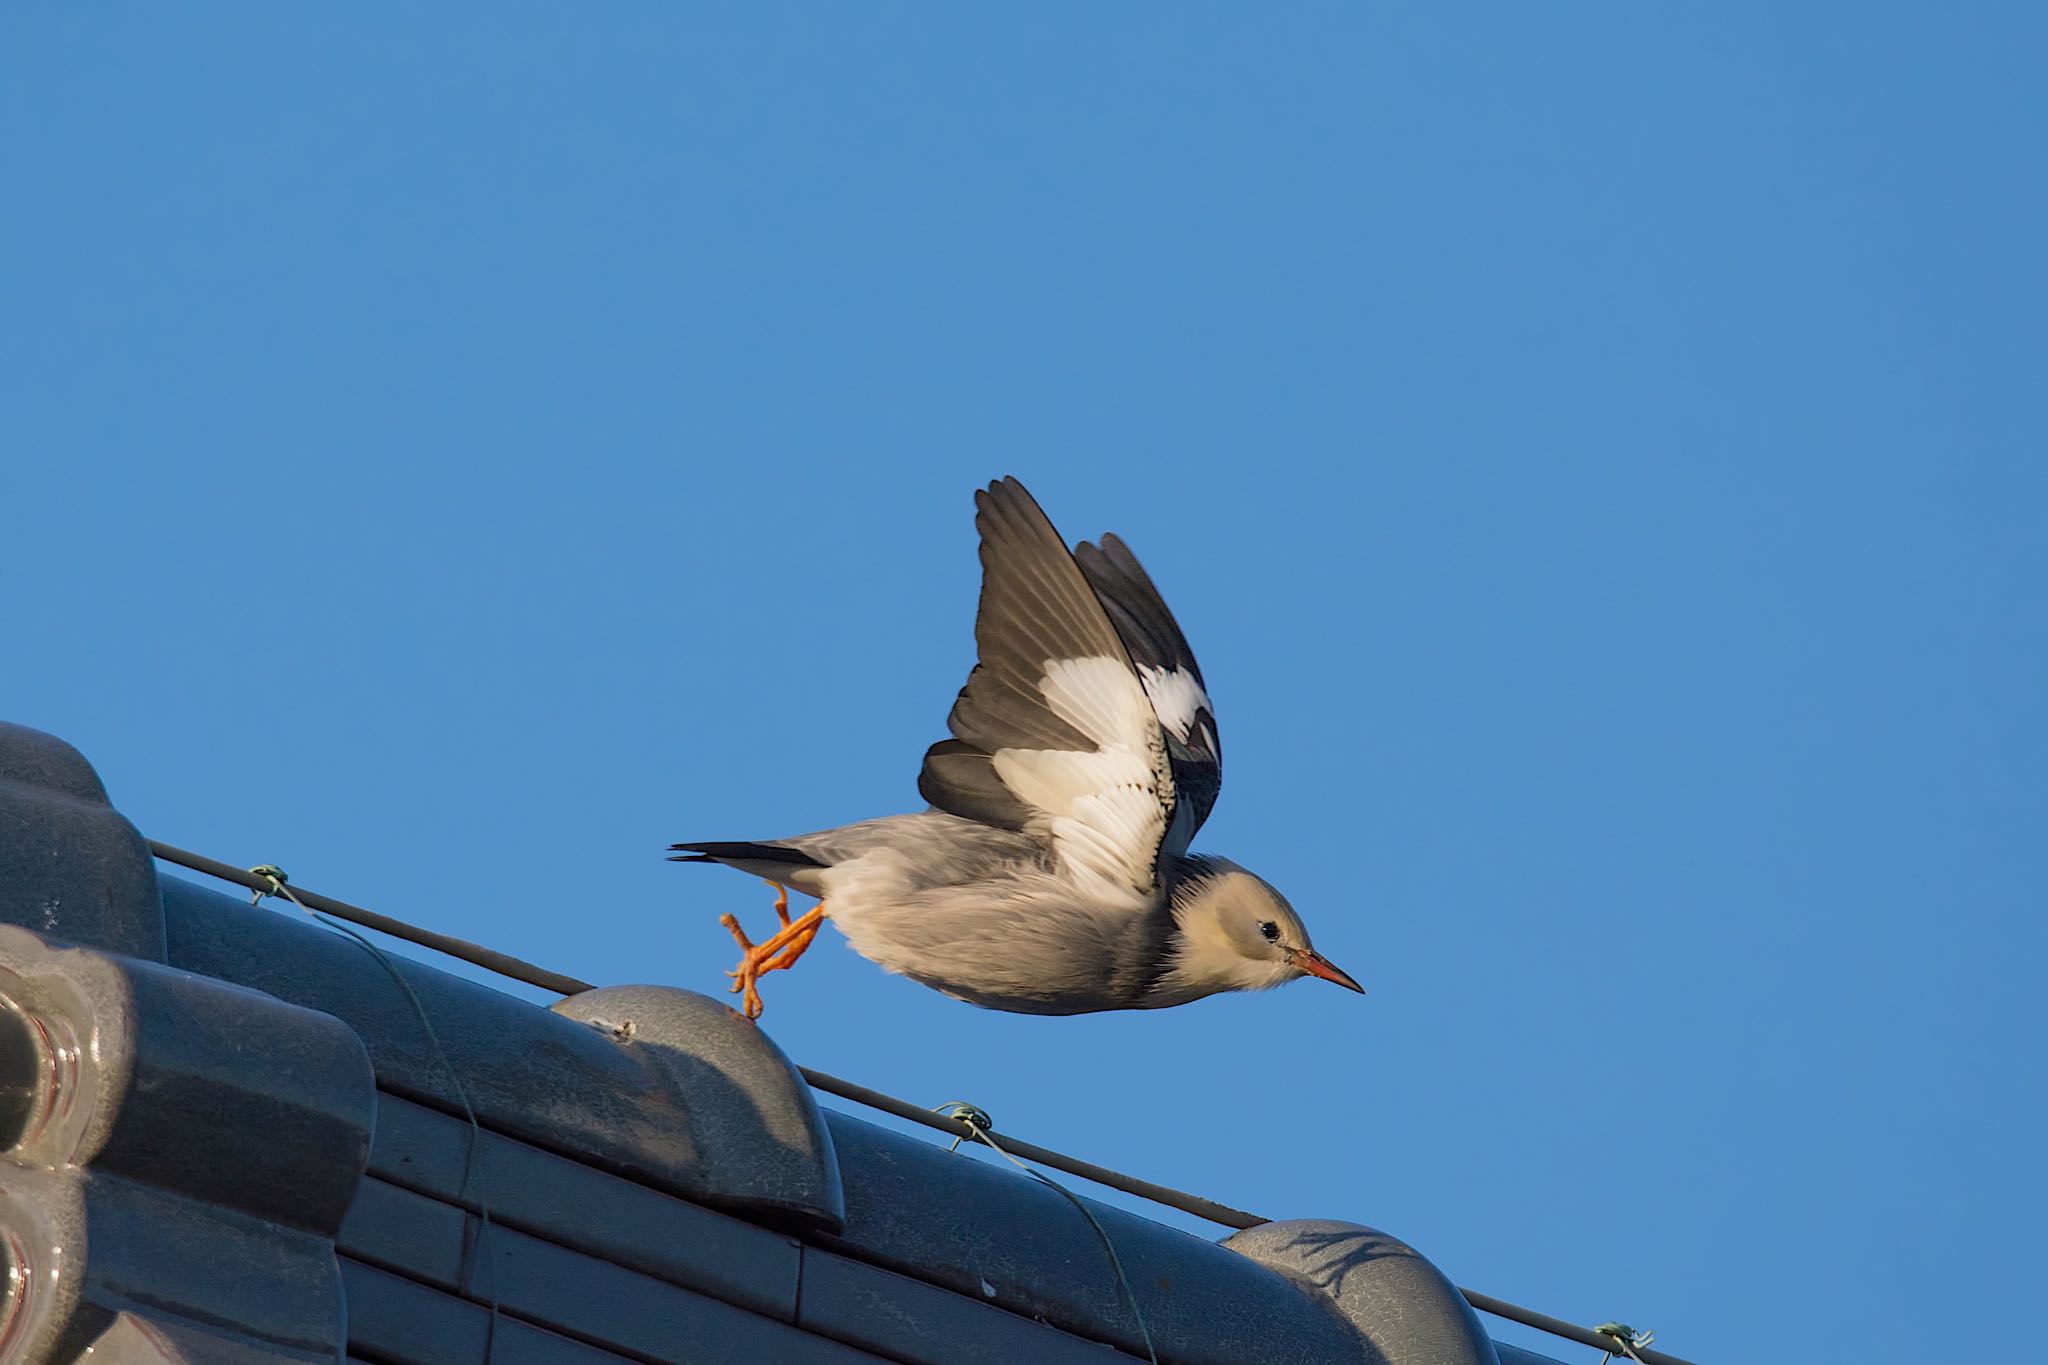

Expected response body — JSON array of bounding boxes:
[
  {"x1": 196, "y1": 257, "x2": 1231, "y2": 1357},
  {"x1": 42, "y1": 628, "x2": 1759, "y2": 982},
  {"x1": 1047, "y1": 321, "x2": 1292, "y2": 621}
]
[{"x1": 717, "y1": 904, "x2": 826, "y2": 1022}]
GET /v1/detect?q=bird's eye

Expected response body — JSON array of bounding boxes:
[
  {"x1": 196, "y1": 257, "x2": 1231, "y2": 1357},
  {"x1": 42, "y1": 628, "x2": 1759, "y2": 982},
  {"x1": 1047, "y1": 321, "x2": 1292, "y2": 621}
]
[{"x1": 1259, "y1": 921, "x2": 1280, "y2": 942}]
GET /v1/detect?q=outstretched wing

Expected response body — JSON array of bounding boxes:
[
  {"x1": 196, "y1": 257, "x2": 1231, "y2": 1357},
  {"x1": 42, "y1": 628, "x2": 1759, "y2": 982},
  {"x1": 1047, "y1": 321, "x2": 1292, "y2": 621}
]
[
  {"x1": 1073, "y1": 531, "x2": 1223, "y2": 847},
  {"x1": 917, "y1": 478, "x2": 1180, "y2": 900}
]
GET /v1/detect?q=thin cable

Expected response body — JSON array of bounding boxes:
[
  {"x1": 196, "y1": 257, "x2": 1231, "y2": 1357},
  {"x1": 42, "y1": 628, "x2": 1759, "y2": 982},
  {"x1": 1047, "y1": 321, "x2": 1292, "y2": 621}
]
[
  {"x1": 151, "y1": 842, "x2": 1701, "y2": 1365},
  {"x1": 799, "y1": 1066, "x2": 1267, "y2": 1228},
  {"x1": 151, "y1": 841, "x2": 591, "y2": 995},
  {"x1": 938, "y1": 1102, "x2": 1158, "y2": 1365},
  {"x1": 1459, "y1": 1292, "x2": 1686, "y2": 1365},
  {"x1": 245, "y1": 866, "x2": 503, "y2": 1363}
]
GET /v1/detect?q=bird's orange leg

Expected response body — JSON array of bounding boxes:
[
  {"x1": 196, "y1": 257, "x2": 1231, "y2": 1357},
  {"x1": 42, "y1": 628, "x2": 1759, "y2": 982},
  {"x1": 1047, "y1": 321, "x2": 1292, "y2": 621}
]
[
  {"x1": 764, "y1": 914, "x2": 824, "y2": 971},
  {"x1": 766, "y1": 879, "x2": 792, "y2": 928},
  {"x1": 720, "y1": 904, "x2": 827, "y2": 1021}
]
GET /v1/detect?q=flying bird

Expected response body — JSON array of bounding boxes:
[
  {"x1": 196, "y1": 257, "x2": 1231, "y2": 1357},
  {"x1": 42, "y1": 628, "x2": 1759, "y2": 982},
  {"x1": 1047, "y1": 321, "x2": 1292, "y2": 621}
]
[{"x1": 671, "y1": 477, "x2": 1361, "y2": 1019}]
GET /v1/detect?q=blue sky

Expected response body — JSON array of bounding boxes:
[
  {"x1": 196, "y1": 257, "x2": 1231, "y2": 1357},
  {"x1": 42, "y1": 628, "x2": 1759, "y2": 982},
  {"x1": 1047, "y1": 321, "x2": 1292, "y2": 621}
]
[{"x1": 6, "y1": 8, "x2": 2043, "y2": 1362}]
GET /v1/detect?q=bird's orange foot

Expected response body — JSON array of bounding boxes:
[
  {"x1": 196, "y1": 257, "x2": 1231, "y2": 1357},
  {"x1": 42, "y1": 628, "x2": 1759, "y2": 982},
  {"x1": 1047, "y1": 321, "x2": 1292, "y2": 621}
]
[{"x1": 721, "y1": 904, "x2": 826, "y2": 1021}]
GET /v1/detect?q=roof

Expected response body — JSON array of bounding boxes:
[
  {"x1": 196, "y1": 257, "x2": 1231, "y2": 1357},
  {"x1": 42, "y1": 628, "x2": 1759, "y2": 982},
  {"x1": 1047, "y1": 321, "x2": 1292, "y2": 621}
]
[{"x1": 0, "y1": 719, "x2": 1571, "y2": 1365}]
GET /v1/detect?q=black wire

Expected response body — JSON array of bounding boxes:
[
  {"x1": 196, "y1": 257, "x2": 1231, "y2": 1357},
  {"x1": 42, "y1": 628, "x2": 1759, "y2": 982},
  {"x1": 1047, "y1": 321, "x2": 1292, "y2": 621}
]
[
  {"x1": 1460, "y1": 1290, "x2": 1687, "y2": 1364},
  {"x1": 150, "y1": 841, "x2": 594, "y2": 996},
  {"x1": 805, "y1": 1066, "x2": 1266, "y2": 1228},
  {"x1": 146, "y1": 840, "x2": 1702, "y2": 1365}
]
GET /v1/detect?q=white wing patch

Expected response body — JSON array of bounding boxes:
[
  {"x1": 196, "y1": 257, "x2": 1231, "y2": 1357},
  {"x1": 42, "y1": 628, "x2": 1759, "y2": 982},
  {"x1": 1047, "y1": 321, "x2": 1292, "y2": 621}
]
[
  {"x1": 1051, "y1": 791, "x2": 1163, "y2": 896},
  {"x1": 1136, "y1": 664, "x2": 1211, "y2": 743},
  {"x1": 982, "y1": 656, "x2": 1173, "y2": 897},
  {"x1": 991, "y1": 748, "x2": 1153, "y2": 820},
  {"x1": 1040, "y1": 656, "x2": 1158, "y2": 749}
]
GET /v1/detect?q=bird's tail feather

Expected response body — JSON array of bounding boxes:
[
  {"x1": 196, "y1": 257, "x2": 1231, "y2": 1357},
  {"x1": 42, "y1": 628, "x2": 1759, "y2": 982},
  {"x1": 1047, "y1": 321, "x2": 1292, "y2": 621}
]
[{"x1": 666, "y1": 839, "x2": 824, "y2": 868}]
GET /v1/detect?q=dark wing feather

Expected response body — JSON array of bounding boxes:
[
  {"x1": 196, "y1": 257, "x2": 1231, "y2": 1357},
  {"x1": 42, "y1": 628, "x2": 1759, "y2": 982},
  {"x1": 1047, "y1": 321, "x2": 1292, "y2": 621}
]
[
  {"x1": 1075, "y1": 533, "x2": 1207, "y2": 687},
  {"x1": 947, "y1": 477, "x2": 1129, "y2": 753},
  {"x1": 917, "y1": 478, "x2": 1179, "y2": 897},
  {"x1": 917, "y1": 737, "x2": 1032, "y2": 829},
  {"x1": 1074, "y1": 532, "x2": 1223, "y2": 845}
]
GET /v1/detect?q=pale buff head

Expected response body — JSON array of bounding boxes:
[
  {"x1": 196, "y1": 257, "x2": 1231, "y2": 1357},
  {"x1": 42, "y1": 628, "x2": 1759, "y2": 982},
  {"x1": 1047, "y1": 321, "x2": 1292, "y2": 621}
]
[{"x1": 1154, "y1": 858, "x2": 1362, "y2": 1002}]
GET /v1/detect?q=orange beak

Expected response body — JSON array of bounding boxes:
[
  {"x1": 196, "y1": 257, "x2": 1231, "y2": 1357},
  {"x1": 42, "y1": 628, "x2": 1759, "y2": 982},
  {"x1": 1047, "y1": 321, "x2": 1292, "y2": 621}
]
[{"x1": 1290, "y1": 949, "x2": 1364, "y2": 994}]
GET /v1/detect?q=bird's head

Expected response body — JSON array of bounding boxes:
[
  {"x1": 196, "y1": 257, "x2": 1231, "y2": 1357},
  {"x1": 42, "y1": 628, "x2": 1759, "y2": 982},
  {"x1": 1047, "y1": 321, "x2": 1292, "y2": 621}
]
[{"x1": 1158, "y1": 858, "x2": 1363, "y2": 1000}]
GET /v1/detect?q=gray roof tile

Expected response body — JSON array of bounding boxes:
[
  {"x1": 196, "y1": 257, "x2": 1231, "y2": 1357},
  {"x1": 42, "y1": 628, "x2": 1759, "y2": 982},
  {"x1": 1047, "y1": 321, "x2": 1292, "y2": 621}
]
[{"x1": 0, "y1": 719, "x2": 1563, "y2": 1364}]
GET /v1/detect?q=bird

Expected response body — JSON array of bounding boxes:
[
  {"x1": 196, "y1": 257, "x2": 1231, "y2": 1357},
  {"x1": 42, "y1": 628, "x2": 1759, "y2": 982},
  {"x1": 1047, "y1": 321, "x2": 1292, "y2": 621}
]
[{"x1": 670, "y1": 476, "x2": 1362, "y2": 1019}]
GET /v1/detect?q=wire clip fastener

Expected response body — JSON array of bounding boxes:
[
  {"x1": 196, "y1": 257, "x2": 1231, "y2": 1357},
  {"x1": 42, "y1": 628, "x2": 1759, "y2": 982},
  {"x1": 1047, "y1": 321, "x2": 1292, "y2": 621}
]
[
  {"x1": 1594, "y1": 1321, "x2": 1656, "y2": 1363},
  {"x1": 936, "y1": 1100, "x2": 995, "y2": 1150}
]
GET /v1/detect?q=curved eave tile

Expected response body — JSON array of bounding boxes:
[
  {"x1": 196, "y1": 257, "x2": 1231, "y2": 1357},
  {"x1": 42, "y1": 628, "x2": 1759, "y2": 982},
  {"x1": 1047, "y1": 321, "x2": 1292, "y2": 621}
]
[
  {"x1": 1225, "y1": 1219, "x2": 1500, "y2": 1365},
  {"x1": 820, "y1": 1111, "x2": 1371, "y2": 1364},
  {"x1": 160, "y1": 875, "x2": 843, "y2": 1233}
]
